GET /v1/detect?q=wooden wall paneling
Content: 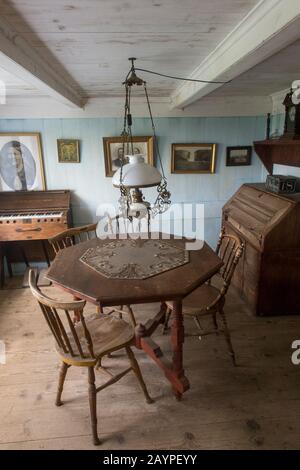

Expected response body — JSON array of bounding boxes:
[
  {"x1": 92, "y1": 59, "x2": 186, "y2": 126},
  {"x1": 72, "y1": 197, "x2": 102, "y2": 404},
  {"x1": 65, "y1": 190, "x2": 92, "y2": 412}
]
[{"x1": 0, "y1": 115, "x2": 266, "y2": 249}]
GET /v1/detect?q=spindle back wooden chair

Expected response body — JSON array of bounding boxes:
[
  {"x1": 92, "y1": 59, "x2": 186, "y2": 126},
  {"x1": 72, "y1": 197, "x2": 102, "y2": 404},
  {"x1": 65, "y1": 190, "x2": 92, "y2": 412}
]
[
  {"x1": 29, "y1": 269, "x2": 153, "y2": 445},
  {"x1": 48, "y1": 223, "x2": 101, "y2": 314},
  {"x1": 163, "y1": 227, "x2": 244, "y2": 365},
  {"x1": 215, "y1": 227, "x2": 243, "y2": 287},
  {"x1": 48, "y1": 223, "x2": 98, "y2": 255}
]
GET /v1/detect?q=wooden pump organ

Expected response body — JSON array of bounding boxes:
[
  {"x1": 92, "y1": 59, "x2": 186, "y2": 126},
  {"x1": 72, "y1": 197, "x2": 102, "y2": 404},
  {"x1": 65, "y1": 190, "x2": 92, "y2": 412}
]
[
  {"x1": 222, "y1": 183, "x2": 300, "y2": 316},
  {"x1": 0, "y1": 190, "x2": 72, "y2": 285}
]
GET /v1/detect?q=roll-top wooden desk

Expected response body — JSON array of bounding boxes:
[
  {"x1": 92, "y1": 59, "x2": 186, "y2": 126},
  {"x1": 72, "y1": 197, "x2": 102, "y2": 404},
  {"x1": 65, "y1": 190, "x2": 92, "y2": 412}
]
[{"x1": 222, "y1": 183, "x2": 300, "y2": 316}]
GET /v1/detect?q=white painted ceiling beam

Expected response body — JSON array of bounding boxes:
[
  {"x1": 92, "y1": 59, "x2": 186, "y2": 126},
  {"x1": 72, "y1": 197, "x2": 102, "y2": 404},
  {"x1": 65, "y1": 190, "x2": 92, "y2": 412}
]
[
  {"x1": 0, "y1": 16, "x2": 84, "y2": 108},
  {"x1": 171, "y1": 0, "x2": 300, "y2": 109},
  {"x1": 0, "y1": 95, "x2": 271, "y2": 119}
]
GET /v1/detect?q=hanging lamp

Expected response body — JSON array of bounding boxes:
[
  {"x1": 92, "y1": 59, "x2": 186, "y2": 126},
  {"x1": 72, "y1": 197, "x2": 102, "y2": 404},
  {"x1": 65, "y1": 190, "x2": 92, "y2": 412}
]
[{"x1": 112, "y1": 58, "x2": 171, "y2": 220}]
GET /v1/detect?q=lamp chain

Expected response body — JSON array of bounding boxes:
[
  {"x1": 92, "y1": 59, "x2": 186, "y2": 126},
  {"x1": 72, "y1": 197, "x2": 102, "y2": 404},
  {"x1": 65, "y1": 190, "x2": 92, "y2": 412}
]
[
  {"x1": 118, "y1": 58, "x2": 171, "y2": 219},
  {"x1": 143, "y1": 83, "x2": 166, "y2": 180},
  {"x1": 119, "y1": 84, "x2": 133, "y2": 219},
  {"x1": 143, "y1": 83, "x2": 171, "y2": 215}
]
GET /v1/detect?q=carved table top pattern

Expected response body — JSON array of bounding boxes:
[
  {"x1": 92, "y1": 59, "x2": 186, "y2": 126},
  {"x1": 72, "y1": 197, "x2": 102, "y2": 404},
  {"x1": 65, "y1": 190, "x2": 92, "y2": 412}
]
[{"x1": 79, "y1": 238, "x2": 189, "y2": 280}]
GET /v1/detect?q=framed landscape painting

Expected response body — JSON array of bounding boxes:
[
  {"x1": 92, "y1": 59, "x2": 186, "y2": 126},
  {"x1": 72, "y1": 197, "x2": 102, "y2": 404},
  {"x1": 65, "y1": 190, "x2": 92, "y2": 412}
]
[
  {"x1": 226, "y1": 146, "x2": 252, "y2": 166},
  {"x1": 0, "y1": 133, "x2": 45, "y2": 191},
  {"x1": 103, "y1": 136, "x2": 154, "y2": 177},
  {"x1": 171, "y1": 143, "x2": 217, "y2": 174}
]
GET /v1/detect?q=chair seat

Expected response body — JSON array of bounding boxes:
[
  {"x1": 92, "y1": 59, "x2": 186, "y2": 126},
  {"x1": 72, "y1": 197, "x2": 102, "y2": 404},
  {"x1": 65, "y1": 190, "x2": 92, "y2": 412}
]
[
  {"x1": 56, "y1": 314, "x2": 135, "y2": 365},
  {"x1": 166, "y1": 283, "x2": 220, "y2": 316}
]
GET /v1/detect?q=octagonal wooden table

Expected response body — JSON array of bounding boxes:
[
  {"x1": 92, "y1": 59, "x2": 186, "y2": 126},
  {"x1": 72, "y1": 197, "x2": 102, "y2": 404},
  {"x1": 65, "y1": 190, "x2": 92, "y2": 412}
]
[{"x1": 46, "y1": 233, "x2": 223, "y2": 400}]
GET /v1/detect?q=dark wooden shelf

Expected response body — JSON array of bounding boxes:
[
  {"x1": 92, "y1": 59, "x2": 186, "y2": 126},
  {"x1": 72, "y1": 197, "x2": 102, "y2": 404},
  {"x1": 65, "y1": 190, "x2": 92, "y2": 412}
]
[{"x1": 254, "y1": 139, "x2": 300, "y2": 174}]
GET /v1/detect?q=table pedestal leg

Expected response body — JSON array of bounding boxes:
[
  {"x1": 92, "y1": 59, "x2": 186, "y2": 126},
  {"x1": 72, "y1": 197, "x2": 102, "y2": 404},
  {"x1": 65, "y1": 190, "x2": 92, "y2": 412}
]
[
  {"x1": 134, "y1": 301, "x2": 190, "y2": 399},
  {"x1": 171, "y1": 299, "x2": 189, "y2": 400}
]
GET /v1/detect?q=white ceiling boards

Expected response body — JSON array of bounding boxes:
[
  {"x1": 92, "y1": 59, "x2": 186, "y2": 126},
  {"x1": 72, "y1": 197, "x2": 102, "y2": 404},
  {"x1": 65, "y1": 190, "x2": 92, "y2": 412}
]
[{"x1": 0, "y1": 0, "x2": 299, "y2": 113}]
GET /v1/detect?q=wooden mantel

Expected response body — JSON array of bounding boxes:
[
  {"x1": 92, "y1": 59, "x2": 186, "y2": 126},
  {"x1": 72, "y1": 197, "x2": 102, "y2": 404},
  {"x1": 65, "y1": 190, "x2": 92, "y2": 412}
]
[{"x1": 254, "y1": 139, "x2": 300, "y2": 174}]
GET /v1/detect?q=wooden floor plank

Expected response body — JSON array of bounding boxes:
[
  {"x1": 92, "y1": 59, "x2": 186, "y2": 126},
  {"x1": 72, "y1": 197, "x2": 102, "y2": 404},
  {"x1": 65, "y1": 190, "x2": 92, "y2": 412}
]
[{"x1": 1, "y1": 284, "x2": 300, "y2": 449}]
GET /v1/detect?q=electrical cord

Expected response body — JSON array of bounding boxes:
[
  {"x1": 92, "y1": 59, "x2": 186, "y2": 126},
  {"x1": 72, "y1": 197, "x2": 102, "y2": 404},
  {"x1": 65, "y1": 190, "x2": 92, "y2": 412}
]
[{"x1": 135, "y1": 67, "x2": 231, "y2": 85}]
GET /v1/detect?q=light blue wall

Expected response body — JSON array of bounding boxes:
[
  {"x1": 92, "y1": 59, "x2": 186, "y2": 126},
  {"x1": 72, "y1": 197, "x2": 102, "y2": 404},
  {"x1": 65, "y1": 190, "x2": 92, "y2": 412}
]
[
  {"x1": 0, "y1": 116, "x2": 266, "y2": 247},
  {"x1": 270, "y1": 113, "x2": 285, "y2": 138}
]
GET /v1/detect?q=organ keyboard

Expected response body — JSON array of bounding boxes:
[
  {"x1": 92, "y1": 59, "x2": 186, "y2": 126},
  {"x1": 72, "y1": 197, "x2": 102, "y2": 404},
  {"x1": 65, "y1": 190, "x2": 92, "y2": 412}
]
[
  {"x1": 0, "y1": 190, "x2": 72, "y2": 286},
  {"x1": 0, "y1": 212, "x2": 63, "y2": 221},
  {"x1": 0, "y1": 190, "x2": 71, "y2": 242}
]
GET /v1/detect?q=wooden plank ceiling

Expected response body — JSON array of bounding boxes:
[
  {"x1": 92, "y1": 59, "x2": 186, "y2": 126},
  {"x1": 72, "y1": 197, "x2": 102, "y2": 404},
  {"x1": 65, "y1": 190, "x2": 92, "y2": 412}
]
[
  {"x1": 0, "y1": 0, "x2": 259, "y2": 98},
  {"x1": 209, "y1": 38, "x2": 300, "y2": 97}
]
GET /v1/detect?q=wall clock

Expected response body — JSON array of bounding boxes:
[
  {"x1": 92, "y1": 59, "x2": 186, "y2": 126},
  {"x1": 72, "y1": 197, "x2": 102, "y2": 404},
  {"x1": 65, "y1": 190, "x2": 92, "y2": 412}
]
[{"x1": 281, "y1": 88, "x2": 300, "y2": 139}]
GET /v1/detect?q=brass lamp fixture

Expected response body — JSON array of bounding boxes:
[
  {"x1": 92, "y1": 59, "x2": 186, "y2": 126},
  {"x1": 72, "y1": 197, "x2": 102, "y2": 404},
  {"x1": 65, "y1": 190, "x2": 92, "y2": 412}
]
[{"x1": 112, "y1": 58, "x2": 171, "y2": 220}]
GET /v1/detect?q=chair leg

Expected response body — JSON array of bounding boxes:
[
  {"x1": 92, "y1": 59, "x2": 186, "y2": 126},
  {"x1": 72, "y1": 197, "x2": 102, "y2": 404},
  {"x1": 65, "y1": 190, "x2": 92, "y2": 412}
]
[
  {"x1": 88, "y1": 367, "x2": 101, "y2": 446},
  {"x1": 126, "y1": 305, "x2": 136, "y2": 327},
  {"x1": 96, "y1": 303, "x2": 104, "y2": 315},
  {"x1": 118, "y1": 305, "x2": 123, "y2": 319},
  {"x1": 193, "y1": 315, "x2": 202, "y2": 331},
  {"x1": 193, "y1": 315, "x2": 204, "y2": 340},
  {"x1": 55, "y1": 362, "x2": 70, "y2": 406},
  {"x1": 212, "y1": 312, "x2": 219, "y2": 334},
  {"x1": 125, "y1": 346, "x2": 154, "y2": 404},
  {"x1": 219, "y1": 307, "x2": 236, "y2": 366},
  {"x1": 163, "y1": 307, "x2": 172, "y2": 335}
]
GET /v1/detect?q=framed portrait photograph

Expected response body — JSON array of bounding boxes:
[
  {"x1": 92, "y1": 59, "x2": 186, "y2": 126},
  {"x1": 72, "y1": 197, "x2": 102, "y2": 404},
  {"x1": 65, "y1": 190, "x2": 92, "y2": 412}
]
[
  {"x1": 103, "y1": 136, "x2": 154, "y2": 177},
  {"x1": 57, "y1": 139, "x2": 80, "y2": 163},
  {"x1": 171, "y1": 143, "x2": 217, "y2": 174},
  {"x1": 226, "y1": 146, "x2": 252, "y2": 166},
  {"x1": 0, "y1": 133, "x2": 45, "y2": 191}
]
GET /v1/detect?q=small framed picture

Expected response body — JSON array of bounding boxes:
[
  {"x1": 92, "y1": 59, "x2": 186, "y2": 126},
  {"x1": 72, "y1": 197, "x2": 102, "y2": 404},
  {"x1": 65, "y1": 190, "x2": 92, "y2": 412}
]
[
  {"x1": 57, "y1": 139, "x2": 80, "y2": 163},
  {"x1": 171, "y1": 143, "x2": 217, "y2": 174},
  {"x1": 103, "y1": 136, "x2": 154, "y2": 177},
  {"x1": 226, "y1": 146, "x2": 252, "y2": 166},
  {"x1": 0, "y1": 132, "x2": 45, "y2": 191}
]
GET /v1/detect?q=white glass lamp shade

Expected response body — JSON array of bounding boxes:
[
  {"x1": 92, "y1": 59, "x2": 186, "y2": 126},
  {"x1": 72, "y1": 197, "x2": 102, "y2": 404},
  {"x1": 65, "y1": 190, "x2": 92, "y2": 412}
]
[{"x1": 112, "y1": 154, "x2": 161, "y2": 188}]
